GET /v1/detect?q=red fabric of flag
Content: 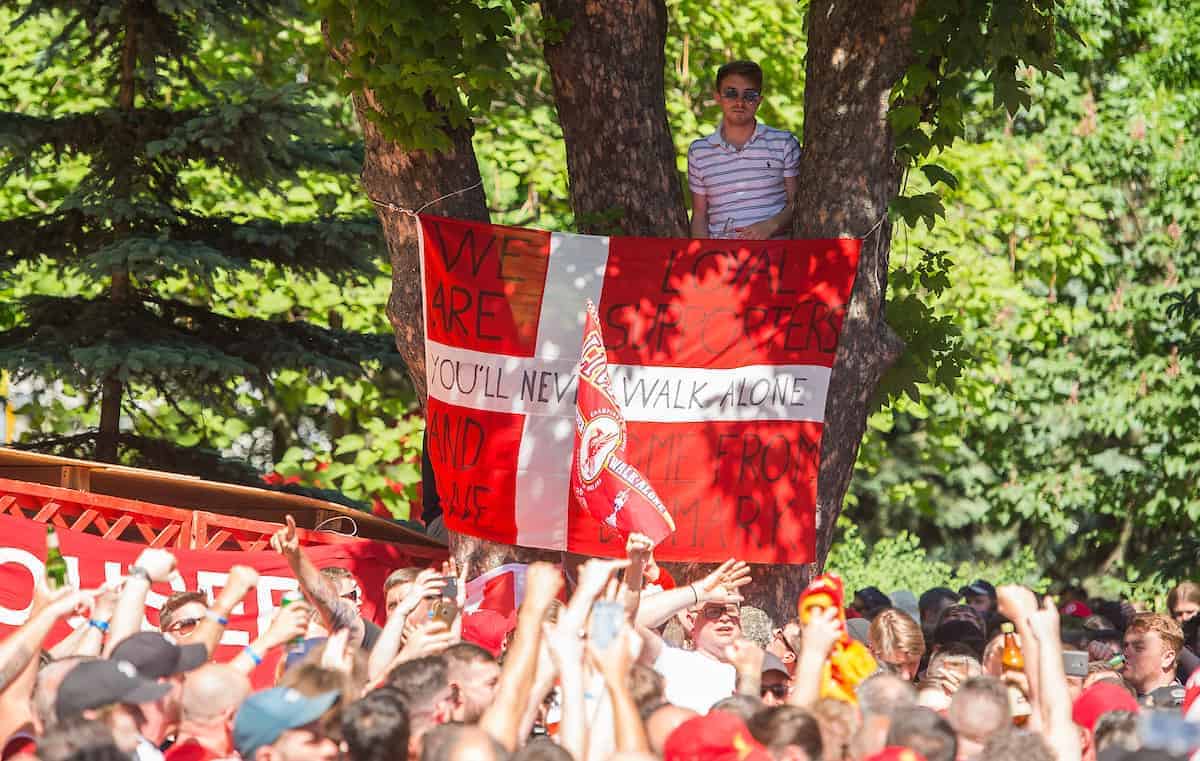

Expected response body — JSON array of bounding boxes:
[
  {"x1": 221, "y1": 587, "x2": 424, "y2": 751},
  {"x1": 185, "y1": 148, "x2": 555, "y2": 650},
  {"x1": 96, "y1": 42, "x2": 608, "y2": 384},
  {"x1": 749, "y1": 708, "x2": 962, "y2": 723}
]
[{"x1": 570, "y1": 302, "x2": 675, "y2": 545}]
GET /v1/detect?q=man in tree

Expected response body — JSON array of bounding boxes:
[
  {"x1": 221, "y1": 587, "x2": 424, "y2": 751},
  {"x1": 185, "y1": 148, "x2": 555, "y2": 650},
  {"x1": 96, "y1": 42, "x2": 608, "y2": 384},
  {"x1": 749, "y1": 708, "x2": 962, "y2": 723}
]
[{"x1": 687, "y1": 60, "x2": 800, "y2": 240}]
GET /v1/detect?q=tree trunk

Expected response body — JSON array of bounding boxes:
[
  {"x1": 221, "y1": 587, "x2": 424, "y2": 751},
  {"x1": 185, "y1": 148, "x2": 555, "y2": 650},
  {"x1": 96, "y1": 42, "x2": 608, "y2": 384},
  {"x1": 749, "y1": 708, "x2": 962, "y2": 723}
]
[
  {"x1": 797, "y1": 0, "x2": 915, "y2": 570},
  {"x1": 542, "y1": 0, "x2": 688, "y2": 237}
]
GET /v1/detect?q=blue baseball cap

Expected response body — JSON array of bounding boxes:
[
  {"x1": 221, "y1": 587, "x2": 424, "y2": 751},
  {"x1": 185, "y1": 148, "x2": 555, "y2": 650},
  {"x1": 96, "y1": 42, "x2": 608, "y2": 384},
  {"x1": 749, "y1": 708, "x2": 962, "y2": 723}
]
[{"x1": 233, "y1": 687, "x2": 339, "y2": 758}]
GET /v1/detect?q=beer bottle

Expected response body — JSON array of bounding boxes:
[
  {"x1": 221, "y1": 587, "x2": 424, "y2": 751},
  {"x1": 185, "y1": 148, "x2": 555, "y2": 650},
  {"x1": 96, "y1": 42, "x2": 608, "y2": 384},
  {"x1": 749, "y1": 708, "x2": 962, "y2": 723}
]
[
  {"x1": 280, "y1": 590, "x2": 306, "y2": 647},
  {"x1": 1001, "y1": 623, "x2": 1032, "y2": 725},
  {"x1": 45, "y1": 525, "x2": 68, "y2": 590}
]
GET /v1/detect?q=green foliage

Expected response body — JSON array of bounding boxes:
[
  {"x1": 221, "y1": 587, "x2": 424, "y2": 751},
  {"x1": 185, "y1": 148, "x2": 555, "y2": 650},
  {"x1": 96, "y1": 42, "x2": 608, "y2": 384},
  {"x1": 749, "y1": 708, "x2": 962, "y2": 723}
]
[
  {"x1": 827, "y1": 521, "x2": 1048, "y2": 595},
  {"x1": 319, "y1": 0, "x2": 524, "y2": 152},
  {"x1": 0, "y1": 2, "x2": 425, "y2": 518}
]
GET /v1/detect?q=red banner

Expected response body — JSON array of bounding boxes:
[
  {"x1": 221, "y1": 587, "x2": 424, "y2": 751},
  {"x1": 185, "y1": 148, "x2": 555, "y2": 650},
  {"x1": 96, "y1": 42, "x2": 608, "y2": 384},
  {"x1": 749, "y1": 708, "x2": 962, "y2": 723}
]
[
  {"x1": 0, "y1": 514, "x2": 442, "y2": 684},
  {"x1": 419, "y1": 216, "x2": 861, "y2": 564}
]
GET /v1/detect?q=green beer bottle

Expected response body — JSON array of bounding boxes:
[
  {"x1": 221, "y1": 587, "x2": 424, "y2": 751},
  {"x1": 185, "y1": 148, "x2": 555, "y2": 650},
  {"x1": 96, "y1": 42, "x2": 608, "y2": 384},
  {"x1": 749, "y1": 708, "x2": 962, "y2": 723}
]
[
  {"x1": 45, "y1": 525, "x2": 68, "y2": 590},
  {"x1": 280, "y1": 590, "x2": 305, "y2": 647}
]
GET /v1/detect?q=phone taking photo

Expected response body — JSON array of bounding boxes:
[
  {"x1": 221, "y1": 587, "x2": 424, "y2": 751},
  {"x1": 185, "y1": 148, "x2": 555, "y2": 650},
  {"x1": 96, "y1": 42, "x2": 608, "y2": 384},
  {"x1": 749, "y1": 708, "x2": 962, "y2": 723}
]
[
  {"x1": 430, "y1": 577, "x2": 459, "y2": 626},
  {"x1": 590, "y1": 600, "x2": 624, "y2": 650}
]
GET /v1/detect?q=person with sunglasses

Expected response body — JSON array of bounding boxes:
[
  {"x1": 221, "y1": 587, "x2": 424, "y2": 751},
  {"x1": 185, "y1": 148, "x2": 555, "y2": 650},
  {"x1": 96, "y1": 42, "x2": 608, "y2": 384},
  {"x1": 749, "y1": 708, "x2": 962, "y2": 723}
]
[{"x1": 687, "y1": 60, "x2": 801, "y2": 241}]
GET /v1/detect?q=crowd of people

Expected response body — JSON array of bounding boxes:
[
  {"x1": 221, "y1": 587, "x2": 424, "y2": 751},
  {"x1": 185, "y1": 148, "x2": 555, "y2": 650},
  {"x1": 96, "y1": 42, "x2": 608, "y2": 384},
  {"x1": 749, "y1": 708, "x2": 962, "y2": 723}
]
[{"x1": 1, "y1": 518, "x2": 1198, "y2": 761}]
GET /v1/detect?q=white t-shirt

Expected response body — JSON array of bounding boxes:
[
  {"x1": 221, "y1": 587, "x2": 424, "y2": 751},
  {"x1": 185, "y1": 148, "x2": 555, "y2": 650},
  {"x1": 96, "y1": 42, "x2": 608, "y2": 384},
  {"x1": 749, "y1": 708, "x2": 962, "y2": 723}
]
[{"x1": 653, "y1": 645, "x2": 736, "y2": 714}]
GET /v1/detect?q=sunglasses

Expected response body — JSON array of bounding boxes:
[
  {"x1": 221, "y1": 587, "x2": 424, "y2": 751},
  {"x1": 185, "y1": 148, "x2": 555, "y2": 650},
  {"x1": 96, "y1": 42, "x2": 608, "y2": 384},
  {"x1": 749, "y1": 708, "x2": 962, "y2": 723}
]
[
  {"x1": 720, "y1": 87, "x2": 761, "y2": 103},
  {"x1": 165, "y1": 617, "x2": 200, "y2": 636},
  {"x1": 700, "y1": 603, "x2": 741, "y2": 621},
  {"x1": 761, "y1": 683, "x2": 788, "y2": 699},
  {"x1": 342, "y1": 587, "x2": 361, "y2": 603},
  {"x1": 772, "y1": 628, "x2": 796, "y2": 655}
]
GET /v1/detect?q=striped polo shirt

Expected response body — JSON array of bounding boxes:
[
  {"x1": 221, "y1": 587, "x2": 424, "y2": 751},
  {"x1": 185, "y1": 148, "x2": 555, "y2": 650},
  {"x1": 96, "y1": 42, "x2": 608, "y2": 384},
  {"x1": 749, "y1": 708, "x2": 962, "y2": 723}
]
[{"x1": 687, "y1": 121, "x2": 801, "y2": 238}]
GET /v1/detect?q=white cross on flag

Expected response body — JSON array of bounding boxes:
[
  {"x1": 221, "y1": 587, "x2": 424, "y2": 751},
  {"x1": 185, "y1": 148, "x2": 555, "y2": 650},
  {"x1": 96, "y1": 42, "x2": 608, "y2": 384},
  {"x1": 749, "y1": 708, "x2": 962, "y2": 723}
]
[{"x1": 418, "y1": 216, "x2": 860, "y2": 564}]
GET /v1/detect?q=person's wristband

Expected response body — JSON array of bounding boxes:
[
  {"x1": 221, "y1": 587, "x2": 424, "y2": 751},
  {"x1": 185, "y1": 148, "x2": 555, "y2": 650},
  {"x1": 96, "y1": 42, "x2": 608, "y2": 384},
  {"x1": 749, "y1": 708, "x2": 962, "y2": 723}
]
[
  {"x1": 88, "y1": 619, "x2": 109, "y2": 633},
  {"x1": 206, "y1": 610, "x2": 229, "y2": 626},
  {"x1": 127, "y1": 566, "x2": 151, "y2": 583},
  {"x1": 242, "y1": 646, "x2": 263, "y2": 666}
]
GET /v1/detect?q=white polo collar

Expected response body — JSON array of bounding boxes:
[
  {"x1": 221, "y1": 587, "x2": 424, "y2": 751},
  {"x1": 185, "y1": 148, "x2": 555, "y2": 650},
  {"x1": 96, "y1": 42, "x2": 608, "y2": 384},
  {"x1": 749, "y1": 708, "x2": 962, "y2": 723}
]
[{"x1": 706, "y1": 120, "x2": 766, "y2": 151}]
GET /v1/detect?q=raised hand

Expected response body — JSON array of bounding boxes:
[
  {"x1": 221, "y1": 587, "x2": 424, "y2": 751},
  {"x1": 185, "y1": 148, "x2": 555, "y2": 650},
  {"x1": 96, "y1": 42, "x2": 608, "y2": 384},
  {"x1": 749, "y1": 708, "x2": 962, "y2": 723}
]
[
  {"x1": 1026, "y1": 595, "x2": 1063, "y2": 644},
  {"x1": 577, "y1": 558, "x2": 630, "y2": 597},
  {"x1": 801, "y1": 606, "x2": 842, "y2": 661},
  {"x1": 524, "y1": 562, "x2": 564, "y2": 609},
  {"x1": 589, "y1": 625, "x2": 639, "y2": 685},
  {"x1": 226, "y1": 565, "x2": 260, "y2": 596},
  {"x1": 262, "y1": 599, "x2": 311, "y2": 649},
  {"x1": 542, "y1": 621, "x2": 585, "y2": 675},
  {"x1": 997, "y1": 585, "x2": 1039, "y2": 625},
  {"x1": 723, "y1": 638, "x2": 766, "y2": 675},
  {"x1": 395, "y1": 569, "x2": 444, "y2": 619},
  {"x1": 269, "y1": 515, "x2": 301, "y2": 559},
  {"x1": 396, "y1": 620, "x2": 455, "y2": 662},
  {"x1": 133, "y1": 548, "x2": 177, "y2": 582},
  {"x1": 696, "y1": 559, "x2": 752, "y2": 604}
]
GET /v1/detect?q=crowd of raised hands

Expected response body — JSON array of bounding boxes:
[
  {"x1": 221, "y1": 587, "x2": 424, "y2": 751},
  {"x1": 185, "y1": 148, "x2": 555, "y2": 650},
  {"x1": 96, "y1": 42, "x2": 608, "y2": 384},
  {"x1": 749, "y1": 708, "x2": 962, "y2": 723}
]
[{"x1": 0, "y1": 520, "x2": 1197, "y2": 761}]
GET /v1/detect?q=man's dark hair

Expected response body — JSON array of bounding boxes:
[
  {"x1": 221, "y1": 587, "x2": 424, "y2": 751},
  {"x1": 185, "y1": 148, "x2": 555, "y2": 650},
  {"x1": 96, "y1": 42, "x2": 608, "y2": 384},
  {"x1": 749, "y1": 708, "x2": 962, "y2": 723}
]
[
  {"x1": 933, "y1": 623, "x2": 986, "y2": 660},
  {"x1": 342, "y1": 687, "x2": 410, "y2": 761},
  {"x1": 747, "y1": 705, "x2": 823, "y2": 761},
  {"x1": 38, "y1": 716, "x2": 122, "y2": 761},
  {"x1": 711, "y1": 694, "x2": 763, "y2": 723},
  {"x1": 158, "y1": 590, "x2": 207, "y2": 630},
  {"x1": 980, "y1": 729, "x2": 1054, "y2": 761},
  {"x1": 628, "y1": 663, "x2": 665, "y2": 714},
  {"x1": 715, "y1": 60, "x2": 763, "y2": 91},
  {"x1": 885, "y1": 706, "x2": 957, "y2": 761},
  {"x1": 388, "y1": 655, "x2": 449, "y2": 711},
  {"x1": 1093, "y1": 711, "x2": 1139, "y2": 754},
  {"x1": 443, "y1": 642, "x2": 496, "y2": 668},
  {"x1": 920, "y1": 588, "x2": 959, "y2": 617},
  {"x1": 419, "y1": 722, "x2": 508, "y2": 761},
  {"x1": 512, "y1": 737, "x2": 571, "y2": 761}
]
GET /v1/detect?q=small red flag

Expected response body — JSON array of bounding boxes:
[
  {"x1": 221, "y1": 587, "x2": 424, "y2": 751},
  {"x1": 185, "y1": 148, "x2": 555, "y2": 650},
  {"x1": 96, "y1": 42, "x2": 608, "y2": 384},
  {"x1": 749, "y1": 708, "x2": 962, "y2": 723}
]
[{"x1": 570, "y1": 301, "x2": 675, "y2": 545}]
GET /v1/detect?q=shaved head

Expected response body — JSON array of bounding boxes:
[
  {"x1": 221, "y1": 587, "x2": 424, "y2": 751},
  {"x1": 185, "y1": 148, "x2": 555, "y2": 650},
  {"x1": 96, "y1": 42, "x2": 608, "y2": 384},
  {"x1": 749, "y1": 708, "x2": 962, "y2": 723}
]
[
  {"x1": 645, "y1": 704, "x2": 698, "y2": 756},
  {"x1": 181, "y1": 664, "x2": 250, "y2": 723}
]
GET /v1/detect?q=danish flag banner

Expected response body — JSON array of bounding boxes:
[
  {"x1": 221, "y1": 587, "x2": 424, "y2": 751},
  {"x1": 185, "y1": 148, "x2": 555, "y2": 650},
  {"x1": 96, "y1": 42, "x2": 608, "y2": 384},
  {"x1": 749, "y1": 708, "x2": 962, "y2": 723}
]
[{"x1": 418, "y1": 215, "x2": 861, "y2": 564}]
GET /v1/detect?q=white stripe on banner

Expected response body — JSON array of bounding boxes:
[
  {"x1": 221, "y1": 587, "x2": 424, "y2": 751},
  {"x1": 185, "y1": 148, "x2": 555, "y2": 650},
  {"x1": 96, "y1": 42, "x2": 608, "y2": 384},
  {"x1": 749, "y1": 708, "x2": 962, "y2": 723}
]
[
  {"x1": 426, "y1": 339, "x2": 832, "y2": 424},
  {"x1": 515, "y1": 232, "x2": 611, "y2": 549}
]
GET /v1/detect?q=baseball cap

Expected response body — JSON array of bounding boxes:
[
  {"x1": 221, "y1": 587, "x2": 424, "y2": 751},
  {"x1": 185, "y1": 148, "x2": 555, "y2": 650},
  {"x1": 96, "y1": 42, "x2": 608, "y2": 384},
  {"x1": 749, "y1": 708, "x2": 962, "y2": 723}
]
[
  {"x1": 234, "y1": 688, "x2": 339, "y2": 759},
  {"x1": 855, "y1": 587, "x2": 892, "y2": 611},
  {"x1": 663, "y1": 711, "x2": 772, "y2": 761},
  {"x1": 1061, "y1": 600, "x2": 1094, "y2": 618},
  {"x1": 1072, "y1": 682, "x2": 1139, "y2": 731},
  {"x1": 762, "y1": 651, "x2": 789, "y2": 676},
  {"x1": 110, "y1": 632, "x2": 207, "y2": 679},
  {"x1": 958, "y1": 580, "x2": 996, "y2": 599},
  {"x1": 863, "y1": 747, "x2": 929, "y2": 761},
  {"x1": 889, "y1": 590, "x2": 921, "y2": 623},
  {"x1": 847, "y1": 618, "x2": 871, "y2": 645},
  {"x1": 55, "y1": 659, "x2": 171, "y2": 720}
]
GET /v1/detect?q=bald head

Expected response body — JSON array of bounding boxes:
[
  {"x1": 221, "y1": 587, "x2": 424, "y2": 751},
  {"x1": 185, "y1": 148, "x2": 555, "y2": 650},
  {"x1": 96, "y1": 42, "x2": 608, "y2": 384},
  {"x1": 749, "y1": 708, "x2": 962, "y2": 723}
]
[
  {"x1": 645, "y1": 704, "x2": 698, "y2": 756},
  {"x1": 181, "y1": 664, "x2": 251, "y2": 724},
  {"x1": 419, "y1": 724, "x2": 506, "y2": 761}
]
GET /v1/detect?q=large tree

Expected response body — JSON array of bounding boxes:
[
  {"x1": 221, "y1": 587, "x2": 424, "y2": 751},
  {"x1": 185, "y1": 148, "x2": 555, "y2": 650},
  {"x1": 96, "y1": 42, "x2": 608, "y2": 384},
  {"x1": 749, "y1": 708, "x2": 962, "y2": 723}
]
[{"x1": 324, "y1": 0, "x2": 1062, "y2": 619}]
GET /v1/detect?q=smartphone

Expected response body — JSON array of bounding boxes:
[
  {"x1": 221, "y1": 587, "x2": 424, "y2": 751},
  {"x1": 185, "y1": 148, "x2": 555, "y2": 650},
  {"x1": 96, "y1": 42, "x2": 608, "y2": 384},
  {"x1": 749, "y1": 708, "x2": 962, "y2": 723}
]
[
  {"x1": 430, "y1": 577, "x2": 459, "y2": 626},
  {"x1": 590, "y1": 601, "x2": 624, "y2": 650},
  {"x1": 1062, "y1": 650, "x2": 1088, "y2": 678}
]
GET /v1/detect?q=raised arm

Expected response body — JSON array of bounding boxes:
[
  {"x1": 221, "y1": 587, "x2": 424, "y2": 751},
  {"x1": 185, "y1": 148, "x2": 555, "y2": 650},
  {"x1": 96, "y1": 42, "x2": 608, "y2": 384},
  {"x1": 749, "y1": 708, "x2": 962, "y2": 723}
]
[
  {"x1": 788, "y1": 607, "x2": 841, "y2": 709},
  {"x1": 0, "y1": 586, "x2": 95, "y2": 693},
  {"x1": 479, "y1": 562, "x2": 562, "y2": 752},
  {"x1": 106, "y1": 548, "x2": 176, "y2": 655},
  {"x1": 269, "y1": 515, "x2": 364, "y2": 645},
  {"x1": 635, "y1": 558, "x2": 751, "y2": 629},
  {"x1": 231, "y1": 598, "x2": 311, "y2": 676},
  {"x1": 592, "y1": 627, "x2": 650, "y2": 755},
  {"x1": 193, "y1": 565, "x2": 259, "y2": 657},
  {"x1": 1027, "y1": 596, "x2": 1081, "y2": 761},
  {"x1": 368, "y1": 568, "x2": 443, "y2": 683}
]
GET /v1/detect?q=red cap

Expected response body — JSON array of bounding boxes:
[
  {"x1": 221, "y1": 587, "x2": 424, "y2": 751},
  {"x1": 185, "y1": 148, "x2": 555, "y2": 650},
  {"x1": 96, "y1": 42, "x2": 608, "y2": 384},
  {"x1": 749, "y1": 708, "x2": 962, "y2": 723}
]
[
  {"x1": 863, "y1": 747, "x2": 928, "y2": 761},
  {"x1": 1072, "y1": 682, "x2": 1139, "y2": 731},
  {"x1": 461, "y1": 610, "x2": 516, "y2": 657},
  {"x1": 1061, "y1": 601, "x2": 1093, "y2": 618},
  {"x1": 663, "y1": 712, "x2": 771, "y2": 761}
]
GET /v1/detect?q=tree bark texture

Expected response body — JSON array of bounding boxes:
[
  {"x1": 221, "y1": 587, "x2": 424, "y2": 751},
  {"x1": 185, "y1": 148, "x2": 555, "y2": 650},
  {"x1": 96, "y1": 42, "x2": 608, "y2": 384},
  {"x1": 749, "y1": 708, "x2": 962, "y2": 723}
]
[
  {"x1": 796, "y1": 0, "x2": 915, "y2": 573},
  {"x1": 542, "y1": 0, "x2": 689, "y2": 237}
]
